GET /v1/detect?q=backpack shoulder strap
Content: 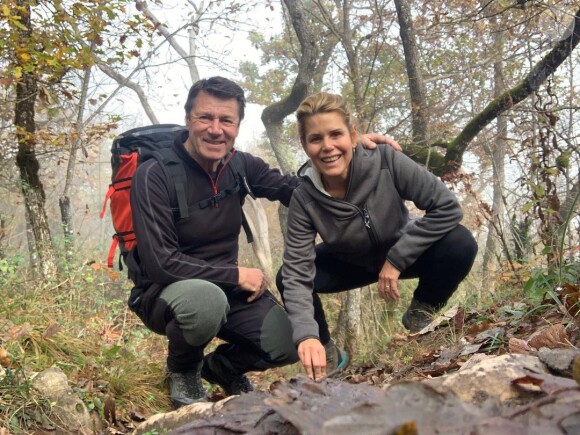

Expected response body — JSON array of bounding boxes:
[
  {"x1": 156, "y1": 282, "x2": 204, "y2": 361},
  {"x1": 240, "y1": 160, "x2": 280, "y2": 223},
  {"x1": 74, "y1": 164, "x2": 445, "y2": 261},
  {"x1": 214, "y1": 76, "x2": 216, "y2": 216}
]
[
  {"x1": 228, "y1": 151, "x2": 256, "y2": 200},
  {"x1": 151, "y1": 147, "x2": 189, "y2": 220},
  {"x1": 228, "y1": 151, "x2": 255, "y2": 244}
]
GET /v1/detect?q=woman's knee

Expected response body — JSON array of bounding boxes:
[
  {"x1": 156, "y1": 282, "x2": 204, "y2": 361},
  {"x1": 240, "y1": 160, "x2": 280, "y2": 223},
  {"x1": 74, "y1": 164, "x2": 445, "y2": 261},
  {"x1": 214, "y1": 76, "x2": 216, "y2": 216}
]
[
  {"x1": 443, "y1": 225, "x2": 478, "y2": 266},
  {"x1": 454, "y1": 225, "x2": 478, "y2": 266}
]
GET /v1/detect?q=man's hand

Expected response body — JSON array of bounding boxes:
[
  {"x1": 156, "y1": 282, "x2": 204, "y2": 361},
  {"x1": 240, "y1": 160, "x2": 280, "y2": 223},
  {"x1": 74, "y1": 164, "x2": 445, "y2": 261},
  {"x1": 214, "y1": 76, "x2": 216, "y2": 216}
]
[
  {"x1": 298, "y1": 338, "x2": 326, "y2": 380},
  {"x1": 377, "y1": 261, "x2": 401, "y2": 302},
  {"x1": 359, "y1": 133, "x2": 402, "y2": 151},
  {"x1": 238, "y1": 267, "x2": 268, "y2": 303}
]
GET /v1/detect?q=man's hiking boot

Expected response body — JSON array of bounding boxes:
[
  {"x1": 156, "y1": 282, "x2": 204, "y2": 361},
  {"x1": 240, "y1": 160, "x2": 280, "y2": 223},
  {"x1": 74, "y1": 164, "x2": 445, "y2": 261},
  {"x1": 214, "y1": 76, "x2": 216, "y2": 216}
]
[
  {"x1": 167, "y1": 363, "x2": 207, "y2": 409},
  {"x1": 402, "y1": 298, "x2": 438, "y2": 333},
  {"x1": 201, "y1": 355, "x2": 254, "y2": 396},
  {"x1": 324, "y1": 339, "x2": 350, "y2": 375}
]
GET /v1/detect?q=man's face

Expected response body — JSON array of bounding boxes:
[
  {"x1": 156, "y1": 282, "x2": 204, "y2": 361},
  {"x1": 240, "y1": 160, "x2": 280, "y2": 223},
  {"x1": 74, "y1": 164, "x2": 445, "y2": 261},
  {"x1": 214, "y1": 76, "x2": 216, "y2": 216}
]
[{"x1": 184, "y1": 91, "x2": 241, "y2": 171}]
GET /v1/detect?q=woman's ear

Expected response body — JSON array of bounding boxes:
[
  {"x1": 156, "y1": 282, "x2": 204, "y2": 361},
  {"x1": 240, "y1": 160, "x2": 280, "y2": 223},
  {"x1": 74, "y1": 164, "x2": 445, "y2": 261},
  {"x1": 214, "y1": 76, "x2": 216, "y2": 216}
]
[{"x1": 351, "y1": 125, "x2": 358, "y2": 148}]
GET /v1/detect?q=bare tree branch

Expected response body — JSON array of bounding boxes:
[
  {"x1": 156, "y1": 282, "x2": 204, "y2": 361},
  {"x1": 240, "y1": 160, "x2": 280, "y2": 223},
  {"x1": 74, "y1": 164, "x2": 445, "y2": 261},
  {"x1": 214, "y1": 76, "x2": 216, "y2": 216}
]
[
  {"x1": 135, "y1": 0, "x2": 202, "y2": 83},
  {"x1": 429, "y1": 7, "x2": 580, "y2": 175},
  {"x1": 97, "y1": 63, "x2": 160, "y2": 124}
]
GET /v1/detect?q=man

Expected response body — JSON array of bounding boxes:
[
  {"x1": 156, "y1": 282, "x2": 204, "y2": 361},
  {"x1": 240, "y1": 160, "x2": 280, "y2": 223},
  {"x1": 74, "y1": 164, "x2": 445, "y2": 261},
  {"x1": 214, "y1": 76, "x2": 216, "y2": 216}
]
[{"x1": 129, "y1": 76, "x2": 400, "y2": 408}]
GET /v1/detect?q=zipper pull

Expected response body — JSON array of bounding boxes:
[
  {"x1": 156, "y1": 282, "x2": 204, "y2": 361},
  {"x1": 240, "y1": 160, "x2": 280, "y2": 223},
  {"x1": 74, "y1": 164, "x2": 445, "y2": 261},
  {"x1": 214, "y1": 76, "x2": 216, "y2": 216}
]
[{"x1": 363, "y1": 208, "x2": 371, "y2": 228}]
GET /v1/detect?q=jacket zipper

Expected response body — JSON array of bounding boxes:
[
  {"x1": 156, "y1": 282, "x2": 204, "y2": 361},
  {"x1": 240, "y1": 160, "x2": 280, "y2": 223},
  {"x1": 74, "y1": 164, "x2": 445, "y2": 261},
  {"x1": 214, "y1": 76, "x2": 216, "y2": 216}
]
[
  {"x1": 205, "y1": 152, "x2": 235, "y2": 208},
  {"x1": 361, "y1": 206, "x2": 381, "y2": 270},
  {"x1": 304, "y1": 161, "x2": 381, "y2": 268}
]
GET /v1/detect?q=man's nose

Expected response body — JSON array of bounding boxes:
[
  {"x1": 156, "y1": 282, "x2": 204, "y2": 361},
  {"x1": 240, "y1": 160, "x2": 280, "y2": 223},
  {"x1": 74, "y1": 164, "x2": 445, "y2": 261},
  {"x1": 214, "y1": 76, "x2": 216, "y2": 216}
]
[{"x1": 207, "y1": 118, "x2": 223, "y2": 134}]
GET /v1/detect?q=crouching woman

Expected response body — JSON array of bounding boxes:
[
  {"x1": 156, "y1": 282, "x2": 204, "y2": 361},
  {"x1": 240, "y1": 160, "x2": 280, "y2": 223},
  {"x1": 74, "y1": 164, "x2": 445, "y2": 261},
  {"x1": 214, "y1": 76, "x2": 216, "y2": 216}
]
[{"x1": 276, "y1": 92, "x2": 477, "y2": 380}]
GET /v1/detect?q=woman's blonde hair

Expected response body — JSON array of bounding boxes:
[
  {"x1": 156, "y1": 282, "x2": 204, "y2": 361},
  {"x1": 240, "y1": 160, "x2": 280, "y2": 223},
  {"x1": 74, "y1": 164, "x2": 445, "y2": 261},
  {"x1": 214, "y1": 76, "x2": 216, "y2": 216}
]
[{"x1": 296, "y1": 92, "x2": 354, "y2": 144}]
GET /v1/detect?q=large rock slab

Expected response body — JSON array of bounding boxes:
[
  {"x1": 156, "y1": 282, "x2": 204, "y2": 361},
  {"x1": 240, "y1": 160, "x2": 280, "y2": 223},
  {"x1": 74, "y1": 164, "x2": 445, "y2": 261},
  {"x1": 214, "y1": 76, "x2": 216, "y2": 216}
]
[{"x1": 131, "y1": 353, "x2": 580, "y2": 434}]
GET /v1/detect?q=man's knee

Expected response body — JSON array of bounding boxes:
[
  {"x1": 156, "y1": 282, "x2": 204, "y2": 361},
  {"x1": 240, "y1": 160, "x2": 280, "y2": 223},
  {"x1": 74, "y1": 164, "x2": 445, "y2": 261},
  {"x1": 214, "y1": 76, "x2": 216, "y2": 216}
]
[
  {"x1": 259, "y1": 304, "x2": 299, "y2": 368},
  {"x1": 160, "y1": 280, "x2": 229, "y2": 346},
  {"x1": 275, "y1": 268, "x2": 285, "y2": 299}
]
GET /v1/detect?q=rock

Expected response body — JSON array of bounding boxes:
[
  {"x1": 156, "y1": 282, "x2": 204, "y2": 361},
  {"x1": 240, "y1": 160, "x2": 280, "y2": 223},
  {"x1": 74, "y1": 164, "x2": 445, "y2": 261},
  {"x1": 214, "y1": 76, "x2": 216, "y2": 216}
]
[
  {"x1": 133, "y1": 397, "x2": 235, "y2": 434},
  {"x1": 31, "y1": 367, "x2": 93, "y2": 434},
  {"x1": 537, "y1": 347, "x2": 580, "y2": 377},
  {"x1": 132, "y1": 354, "x2": 579, "y2": 434},
  {"x1": 423, "y1": 353, "x2": 549, "y2": 404},
  {"x1": 168, "y1": 377, "x2": 490, "y2": 434}
]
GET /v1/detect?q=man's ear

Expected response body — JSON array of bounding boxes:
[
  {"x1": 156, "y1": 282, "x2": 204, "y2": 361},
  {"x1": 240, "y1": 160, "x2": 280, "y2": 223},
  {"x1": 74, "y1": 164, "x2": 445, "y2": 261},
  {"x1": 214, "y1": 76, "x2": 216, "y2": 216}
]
[{"x1": 185, "y1": 114, "x2": 191, "y2": 127}]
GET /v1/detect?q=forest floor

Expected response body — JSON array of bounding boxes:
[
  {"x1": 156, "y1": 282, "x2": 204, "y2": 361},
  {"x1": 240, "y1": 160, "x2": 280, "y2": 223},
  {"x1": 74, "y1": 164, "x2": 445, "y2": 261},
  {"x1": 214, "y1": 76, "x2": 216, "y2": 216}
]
[
  {"x1": 1, "y1": 279, "x2": 579, "y2": 434},
  {"x1": 124, "y1": 284, "x2": 580, "y2": 434}
]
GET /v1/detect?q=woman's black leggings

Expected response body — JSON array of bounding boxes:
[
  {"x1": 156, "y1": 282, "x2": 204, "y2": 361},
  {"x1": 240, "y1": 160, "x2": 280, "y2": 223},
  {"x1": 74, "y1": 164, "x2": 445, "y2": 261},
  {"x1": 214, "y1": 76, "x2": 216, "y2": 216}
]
[{"x1": 276, "y1": 224, "x2": 477, "y2": 344}]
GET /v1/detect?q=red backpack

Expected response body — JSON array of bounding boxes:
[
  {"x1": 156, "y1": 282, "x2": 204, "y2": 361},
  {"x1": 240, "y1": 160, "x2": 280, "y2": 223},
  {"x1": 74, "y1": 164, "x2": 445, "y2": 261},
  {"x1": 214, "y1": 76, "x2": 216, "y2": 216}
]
[{"x1": 100, "y1": 124, "x2": 254, "y2": 269}]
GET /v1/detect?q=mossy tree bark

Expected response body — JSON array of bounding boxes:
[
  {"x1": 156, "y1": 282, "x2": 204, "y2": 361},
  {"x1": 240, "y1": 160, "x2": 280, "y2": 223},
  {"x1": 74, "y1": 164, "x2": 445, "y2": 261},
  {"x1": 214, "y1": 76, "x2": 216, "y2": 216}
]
[{"x1": 423, "y1": 7, "x2": 580, "y2": 176}]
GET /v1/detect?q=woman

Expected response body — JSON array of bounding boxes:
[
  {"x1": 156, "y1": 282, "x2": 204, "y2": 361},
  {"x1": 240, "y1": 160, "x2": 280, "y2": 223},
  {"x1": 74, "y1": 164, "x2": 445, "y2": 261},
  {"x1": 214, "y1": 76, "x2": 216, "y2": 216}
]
[{"x1": 277, "y1": 92, "x2": 477, "y2": 380}]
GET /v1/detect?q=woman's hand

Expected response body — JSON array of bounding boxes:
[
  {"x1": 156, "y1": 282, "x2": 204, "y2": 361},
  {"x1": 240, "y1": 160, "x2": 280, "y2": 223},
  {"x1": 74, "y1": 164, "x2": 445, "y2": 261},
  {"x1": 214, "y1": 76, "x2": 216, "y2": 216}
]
[
  {"x1": 298, "y1": 338, "x2": 326, "y2": 380},
  {"x1": 377, "y1": 261, "x2": 401, "y2": 302},
  {"x1": 359, "y1": 133, "x2": 402, "y2": 151}
]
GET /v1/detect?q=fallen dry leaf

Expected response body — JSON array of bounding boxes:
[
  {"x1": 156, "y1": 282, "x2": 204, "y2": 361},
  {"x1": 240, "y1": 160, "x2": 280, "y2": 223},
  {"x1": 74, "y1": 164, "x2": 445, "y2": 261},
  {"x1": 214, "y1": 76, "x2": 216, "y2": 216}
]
[
  {"x1": 7, "y1": 322, "x2": 33, "y2": 341},
  {"x1": 515, "y1": 370, "x2": 579, "y2": 395},
  {"x1": 43, "y1": 322, "x2": 61, "y2": 338},
  {"x1": 0, "y1": 348, "x2": 11, "y2": 368},
  {"x1": 557, "y1": 283, "x2": 580, "y2": 316},
  {"x1": 393, "y1": 421, "x2": 418, "y2": 435},
  {"x1": 528, "y1": 324, "x2": 570, "y2": 350},
  {"x1": 89, "y1": 262, "x2": 103, "y2": 271},
  {"x1": 512, "y1": 375, "x2": 543, "y2": 393},
  {"x1": 573, "y1": 355, "x2": 580, "y2": 385},
  {"x1": 508, "y1": 337, "x2": 533, "y2": 354}
]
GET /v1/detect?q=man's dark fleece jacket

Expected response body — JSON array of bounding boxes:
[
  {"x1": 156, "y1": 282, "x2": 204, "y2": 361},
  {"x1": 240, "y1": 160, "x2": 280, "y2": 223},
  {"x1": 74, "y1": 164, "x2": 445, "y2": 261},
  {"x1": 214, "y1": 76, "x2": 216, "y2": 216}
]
[{"x1": 130, "y1": 130, "x2": 299, "y2": 315}]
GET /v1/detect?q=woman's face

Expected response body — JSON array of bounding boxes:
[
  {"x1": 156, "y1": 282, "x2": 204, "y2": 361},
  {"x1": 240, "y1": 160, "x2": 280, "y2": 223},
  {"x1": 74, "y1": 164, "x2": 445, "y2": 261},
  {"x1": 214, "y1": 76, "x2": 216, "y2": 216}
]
[{"x1": 302, "y1": 111, "x2": 357, "y2": 184}]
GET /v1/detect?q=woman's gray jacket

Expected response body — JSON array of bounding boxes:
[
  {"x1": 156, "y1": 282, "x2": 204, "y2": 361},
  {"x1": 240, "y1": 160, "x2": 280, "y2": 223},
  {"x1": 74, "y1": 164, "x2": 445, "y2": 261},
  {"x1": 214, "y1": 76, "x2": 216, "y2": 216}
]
[{"x1": 281, "y1": 144, "x2": 464, "y2": 344}]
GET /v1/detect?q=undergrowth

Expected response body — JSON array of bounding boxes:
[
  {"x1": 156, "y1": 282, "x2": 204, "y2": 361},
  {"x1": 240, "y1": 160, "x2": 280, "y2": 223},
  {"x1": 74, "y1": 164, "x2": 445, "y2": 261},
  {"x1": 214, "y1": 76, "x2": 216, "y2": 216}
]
[{"x1": 0, "y1": 259, "x2": 171, "y2": 432}]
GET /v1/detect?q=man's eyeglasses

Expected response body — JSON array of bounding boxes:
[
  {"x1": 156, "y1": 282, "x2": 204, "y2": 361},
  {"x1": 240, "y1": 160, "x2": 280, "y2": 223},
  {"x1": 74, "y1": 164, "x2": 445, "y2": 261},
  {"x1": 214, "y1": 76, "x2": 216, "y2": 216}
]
[{"x1": 191, "y1": 115, "x2": 239, "y2": 129}]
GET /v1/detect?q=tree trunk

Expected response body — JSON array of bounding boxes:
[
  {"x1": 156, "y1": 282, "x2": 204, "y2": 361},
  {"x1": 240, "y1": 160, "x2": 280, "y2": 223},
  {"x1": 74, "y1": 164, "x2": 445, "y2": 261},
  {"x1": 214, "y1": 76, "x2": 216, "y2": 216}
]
[
  {"x1": 334, "y1": 287, "x2": 363, "y2": 357},
  {"x1": 60, "y1": 54, "x2": 94, "y2": 263},
  {"x1": 0, "y1": 214, "x2": 6, "y2": 259},
  {"x1": 242, "y1": 198, "x2": 275, "y2": 293},
  {"x1": 482, "y1": 23, "x2": 507, "y2": 295},
  {"x1": 59, "y1": 196, "x2": 73, "y2": 261},
  {"x1": 14, "y1": 0, "x2": 58, "y2": 279},
  {"x1": 393, "y1": 0, "x2": 429, "y2": 150},
  {"x1": 262, "y1": 0, "x2": 336, "y2": 255},
  {"x1": 24, "y1": 207, "x2": 38, "y2": 273},
  {"x1": 262, "y1": 0, "x2": 330, "y2": 176}
]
